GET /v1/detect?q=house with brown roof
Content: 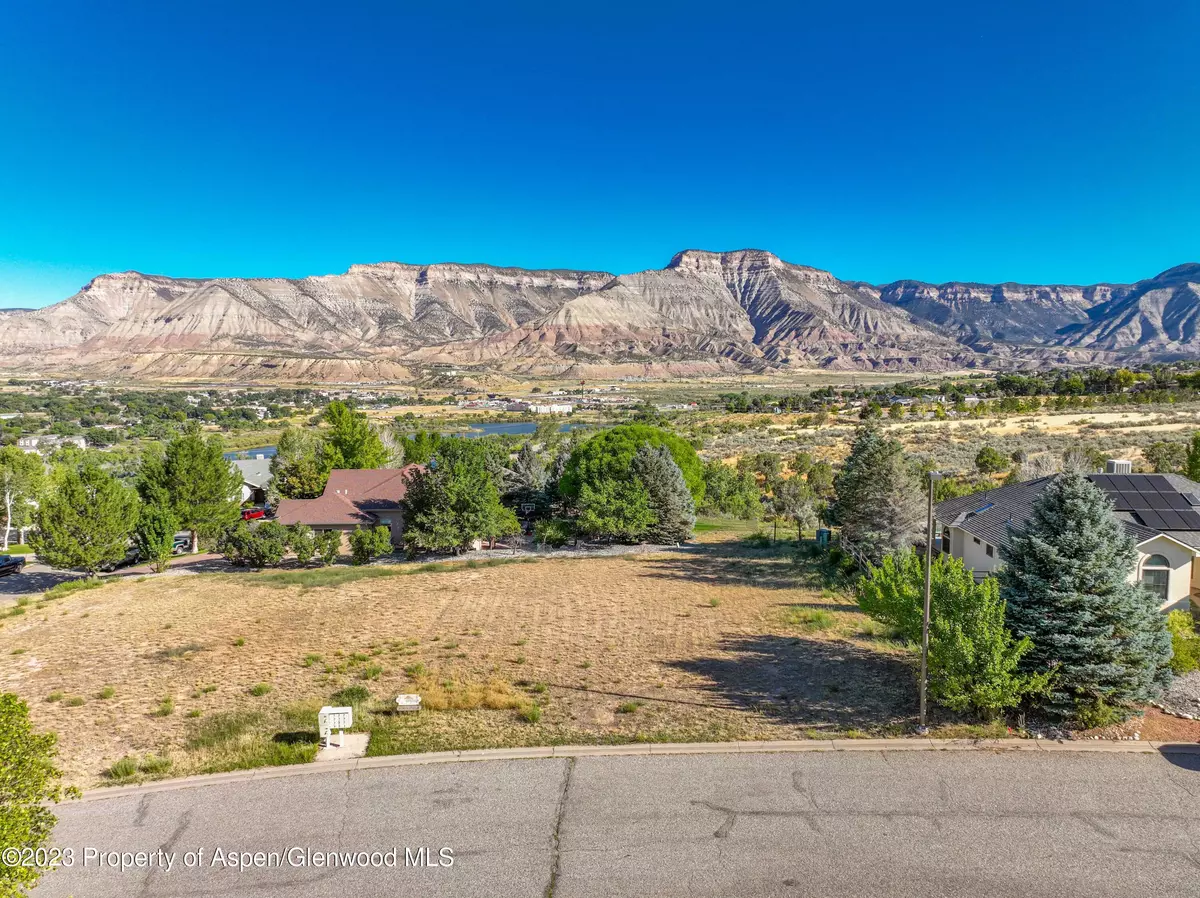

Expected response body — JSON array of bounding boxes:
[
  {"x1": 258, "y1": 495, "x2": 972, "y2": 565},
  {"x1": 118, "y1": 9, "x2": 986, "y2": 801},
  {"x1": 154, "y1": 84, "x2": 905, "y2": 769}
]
[{"x1": 274, "y1": 465, "x2": 422, "y2": 546}]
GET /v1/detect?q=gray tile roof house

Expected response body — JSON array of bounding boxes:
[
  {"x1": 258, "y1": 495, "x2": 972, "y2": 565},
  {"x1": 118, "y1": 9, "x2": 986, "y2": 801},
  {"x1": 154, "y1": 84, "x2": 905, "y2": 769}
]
[{"x1": 934, "y1": 472, "x2": 1200, "y2": 613}]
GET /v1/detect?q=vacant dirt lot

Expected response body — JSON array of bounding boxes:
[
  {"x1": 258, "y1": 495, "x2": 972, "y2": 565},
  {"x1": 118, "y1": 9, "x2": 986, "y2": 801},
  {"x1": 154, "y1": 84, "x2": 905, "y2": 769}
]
[{"x1": 0, "y1": 528, "x2": 920, "y2": 786}]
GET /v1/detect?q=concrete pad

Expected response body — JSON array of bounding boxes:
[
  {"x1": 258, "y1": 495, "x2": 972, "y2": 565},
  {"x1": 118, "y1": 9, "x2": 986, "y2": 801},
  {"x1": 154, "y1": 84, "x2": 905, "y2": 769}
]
[{"x1": 314, "y1": 732, "x2": 369, "y2": 762}]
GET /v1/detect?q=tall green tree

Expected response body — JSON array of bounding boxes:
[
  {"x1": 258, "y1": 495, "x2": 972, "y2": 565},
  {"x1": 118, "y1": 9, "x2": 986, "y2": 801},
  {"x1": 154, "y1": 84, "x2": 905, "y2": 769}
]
[
  {"x1": 700, "y1": 461, "x2": 762, "y2": 521},
  {"x1": 31, "y1": 462, "x2": 140, "y2": 575},
  {"x1": 1144, "y1": 440, "x2": 1186, "y2": 474},
  {"x1": 631, "y1": 444, "x2": 695, "y2": 543},
  {"x1": 832, "y1": 427, "x2": 922, "y2": 563},
  {"x1": 269, "y1": 426, "x2": 327, "y2": 501},
  {"x1": 321, "y1": 401, "x2": 389, "y2": 471},
  {"x1": 576, "y1": 479, "x2": 655, "y2": 542},
  {"x1": 141, "y1": 426, "x2": 242, "y2": 552},
  {"x1": 559, "y1": 424, "x2": 704, "y2": 505},
  {"x1": 0, "y1": 445, "x2": 44, "y2": 550},
  {"x1": 402, "y1": 439, "x2": 519, "y2": 554},
  {"x1": 999, "y1": 472, "x2": 1173, "y2": 722},
  {"x1": 1186, "y1": 431, "x2": 1200, "y2": 481},
  {"x1": 0, "y1": 693, "x2": 74, "y2": 897},
  {"x1": 135, "y1": 501, "x2": 179, "y2": 573}
]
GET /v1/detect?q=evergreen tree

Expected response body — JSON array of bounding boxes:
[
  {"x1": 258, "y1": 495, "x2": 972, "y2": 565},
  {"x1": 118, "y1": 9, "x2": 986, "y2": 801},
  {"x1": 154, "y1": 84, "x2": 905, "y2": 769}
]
[
  {"x1": 0, "y1": 445, "x2": 44, "y2": 549},
  {"x1": 631, "y1": 444, "x2": 695, "y2": 543},
  {"x1": 135, "y1": 501, "x2": 179, "y2": 573},
  {"x1": 999, "y1": 472, "x2": 1173, "y2": 721},
  {"x1": 31, "y1": 462, "x2": 140, "y2": 575},
  {"x1": 321, "y1": 401, "x2": 389, "y2": 471},
  {"x1": 832, "y1": 427, "x2": 922, "y2": 563},
  {"x1": 505, "y1": 443, "x2": 549, "y2": 509},
  {"x1": 141, "y1": 426, "x2": 242, "y2": 552}
]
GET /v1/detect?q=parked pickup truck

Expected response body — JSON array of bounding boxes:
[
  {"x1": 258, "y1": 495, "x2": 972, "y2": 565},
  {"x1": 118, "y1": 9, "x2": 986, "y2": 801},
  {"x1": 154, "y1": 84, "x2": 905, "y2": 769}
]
[{"x1": 0, "y1": 555, "x2": 26, "y2": 577}]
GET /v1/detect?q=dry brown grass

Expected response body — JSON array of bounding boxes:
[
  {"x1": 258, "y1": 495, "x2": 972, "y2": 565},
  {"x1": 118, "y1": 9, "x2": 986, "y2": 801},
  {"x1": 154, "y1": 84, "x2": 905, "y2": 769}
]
[{"x1": 0, "y1": 530, "x2": 916, "y2": 786}]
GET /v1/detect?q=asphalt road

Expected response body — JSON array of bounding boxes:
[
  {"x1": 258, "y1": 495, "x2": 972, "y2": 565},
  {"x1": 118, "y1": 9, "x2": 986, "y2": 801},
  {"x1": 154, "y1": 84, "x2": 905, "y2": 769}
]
[{"x1": 37, "y1": 749, "x2": 1200, "y2": 898}]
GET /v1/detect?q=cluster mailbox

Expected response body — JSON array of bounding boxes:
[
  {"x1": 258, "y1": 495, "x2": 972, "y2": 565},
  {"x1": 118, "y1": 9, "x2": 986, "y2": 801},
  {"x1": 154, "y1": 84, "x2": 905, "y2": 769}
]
[{"x1": 318, "y1": 705, "x2": 353, "y2": 748}]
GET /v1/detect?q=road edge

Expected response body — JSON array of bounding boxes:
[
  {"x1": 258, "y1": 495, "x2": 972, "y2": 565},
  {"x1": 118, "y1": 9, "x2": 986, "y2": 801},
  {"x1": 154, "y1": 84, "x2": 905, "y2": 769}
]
[{"x1": 74, "y1": 737, "x2": 1200, "y2": 803}]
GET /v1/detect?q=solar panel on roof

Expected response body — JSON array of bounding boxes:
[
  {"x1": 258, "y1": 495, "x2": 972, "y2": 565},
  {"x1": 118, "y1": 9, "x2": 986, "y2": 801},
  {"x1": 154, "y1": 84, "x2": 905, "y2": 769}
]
[
  {"x1": 1159, "y1": 510, "x2": 1188, "y2": 530},
  {"x1": 1145, "y1": 475, "x2": 1171, "y2": 490},
  {"x1": 1166, "y1": 493, "x2": 1191, "y2": 510},
  {"x1": 1135, "y1": 509, "x2": 1166, "y2": 529},
  {"x1": 1146, "y1": 494, "x2": 1172, "y2": 510},
  {"x1": 1187, "y1": 493, "x2": 1200, "y2": 506},
  {"x1": 1111, "y1": 475, "x2": 1135, "y2": 491},
  {"x1": 1091, "y1": 475, "x2": 1113, "y2": 488},
  {"x1": 1179, "y1": 509, "x2": 1200, "y2": 530}
]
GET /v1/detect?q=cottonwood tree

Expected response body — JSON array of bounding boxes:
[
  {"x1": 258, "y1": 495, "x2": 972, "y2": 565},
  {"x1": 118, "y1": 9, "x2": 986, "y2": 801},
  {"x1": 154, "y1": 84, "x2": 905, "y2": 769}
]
[
  {"x1": 1186, "y1": 431, "x2": 1200, "y2": 481},
  {"x1": 0, "y1": 445, "x2": 44, "y2": 550},
  {"x1": 832, "y1": 427, "x2": 922, "y2": 564},
  {"x1": 631, "y1": 444, "x2": 695, "y2": 544},
  {"x1": 31, "y1": 462, "x2": 140, "y2": 575},
  {"x1": 999, "y1": 472, "x2": 1172, "y2": 722},
  {"x1": 321, "y1": 401, "x2": 389, "y2": 471}
]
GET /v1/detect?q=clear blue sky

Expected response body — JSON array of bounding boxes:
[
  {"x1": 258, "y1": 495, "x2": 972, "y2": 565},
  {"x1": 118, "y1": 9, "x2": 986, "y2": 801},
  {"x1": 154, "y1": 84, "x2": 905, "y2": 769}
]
[{"x1": 1, "y1": 1, "x2": 1197, "y2": 308}]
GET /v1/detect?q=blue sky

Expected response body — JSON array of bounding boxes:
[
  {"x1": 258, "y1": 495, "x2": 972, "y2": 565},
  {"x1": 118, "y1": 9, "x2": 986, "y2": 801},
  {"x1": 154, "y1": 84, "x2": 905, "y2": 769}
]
[{"x1": 1, "y1": 1, "x2": 1197, "y2": 308}]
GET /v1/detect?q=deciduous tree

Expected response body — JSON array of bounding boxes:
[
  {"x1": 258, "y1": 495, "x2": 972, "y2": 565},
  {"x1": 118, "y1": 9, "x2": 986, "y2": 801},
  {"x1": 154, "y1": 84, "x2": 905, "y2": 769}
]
[{"x1": 31, "y1": 462, "x2": 139, "y2": 575}]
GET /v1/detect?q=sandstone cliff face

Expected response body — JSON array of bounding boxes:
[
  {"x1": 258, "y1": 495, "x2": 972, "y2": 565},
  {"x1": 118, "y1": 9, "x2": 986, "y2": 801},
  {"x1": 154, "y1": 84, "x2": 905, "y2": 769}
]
[{"x1": 0, "y1": 251, "x2": 1195, "y2": 380}]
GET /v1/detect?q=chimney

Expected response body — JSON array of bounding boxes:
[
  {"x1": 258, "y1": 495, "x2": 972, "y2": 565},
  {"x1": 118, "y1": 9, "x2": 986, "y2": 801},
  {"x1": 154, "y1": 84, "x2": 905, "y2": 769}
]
[{"x1": 1105, "y1": 459, "x2": 1133, "y2": 474}]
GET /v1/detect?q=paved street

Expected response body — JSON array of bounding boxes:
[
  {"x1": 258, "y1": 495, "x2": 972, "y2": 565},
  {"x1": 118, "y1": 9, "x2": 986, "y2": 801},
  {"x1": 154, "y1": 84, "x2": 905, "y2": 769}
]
[{"x1": 37, "y1": 748, "x2": 1200, "y2": 898}]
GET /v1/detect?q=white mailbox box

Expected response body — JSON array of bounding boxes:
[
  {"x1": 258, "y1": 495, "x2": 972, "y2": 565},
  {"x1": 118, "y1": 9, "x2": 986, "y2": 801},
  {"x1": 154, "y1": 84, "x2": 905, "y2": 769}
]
[
  {"x1": 318, "y1": 705, "x2": 353, "y2": 748},
  {"x1": 395, "y1": 694, "x2": 421, "y2": 713}
]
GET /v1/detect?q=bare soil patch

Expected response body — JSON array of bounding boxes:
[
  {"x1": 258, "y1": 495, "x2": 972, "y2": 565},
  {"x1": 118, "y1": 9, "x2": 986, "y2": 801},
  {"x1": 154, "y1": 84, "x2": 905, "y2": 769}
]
[{"x1": 0, "y1": 530, "x2": 917, "y2": 786}]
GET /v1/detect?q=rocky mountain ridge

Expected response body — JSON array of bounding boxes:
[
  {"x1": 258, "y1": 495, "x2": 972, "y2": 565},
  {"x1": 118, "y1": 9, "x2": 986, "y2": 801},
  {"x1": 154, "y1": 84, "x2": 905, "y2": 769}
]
[{"x1": 0, "y1": 250, "x2": 1195, "y2": 380}]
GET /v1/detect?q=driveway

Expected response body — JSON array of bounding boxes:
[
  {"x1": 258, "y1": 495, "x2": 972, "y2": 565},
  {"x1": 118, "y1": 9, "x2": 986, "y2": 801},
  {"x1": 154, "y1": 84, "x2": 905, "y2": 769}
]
[
  {"x1": 0, "y1": 554, "x2": 227, "y2": 605},
  {"x1": 39, "y1": 748, "x2": 1200, "y2": 898}
]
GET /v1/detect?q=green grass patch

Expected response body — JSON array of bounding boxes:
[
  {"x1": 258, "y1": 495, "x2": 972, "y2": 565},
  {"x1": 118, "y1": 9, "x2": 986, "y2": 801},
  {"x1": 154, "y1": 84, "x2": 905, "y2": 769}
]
[
  {"x1": 43, "y1": 578, "x2": 106, "y2": 601},
  {"x1": 249, "y1": 682, "x2": 273, "y2": 697},
  {"x1": 250, "y1": 556, "x2": 539, "y2": 592},
  {"x1": 0, "y1": 544, "x2": 32, "y2": 555},
  {"x1": 782, "y1": 607, "x2": 837, "y2": 633}
]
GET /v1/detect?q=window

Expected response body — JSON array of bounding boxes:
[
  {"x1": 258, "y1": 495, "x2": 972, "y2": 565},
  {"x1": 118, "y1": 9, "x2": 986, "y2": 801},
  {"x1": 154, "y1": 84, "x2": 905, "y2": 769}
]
[
  {"x1": 985, "y1": 544, "x2": 995, "y2": 558},
  {"x1": 1140, "y1": 553, "x2": 1171, "y2": 604},
  {"x1": 941, "y1": 527, "x2": 951, "y2": 554},
  {"x1": 973, "y1": 536, "x2": 980, "y2": 545}
]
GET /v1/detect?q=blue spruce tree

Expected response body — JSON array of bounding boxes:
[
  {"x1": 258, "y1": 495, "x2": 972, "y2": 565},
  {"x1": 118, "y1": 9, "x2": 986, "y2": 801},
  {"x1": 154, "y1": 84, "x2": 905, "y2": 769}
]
[{"x1": 999, "y1": 472, "x2": 1172, "y2": 722}]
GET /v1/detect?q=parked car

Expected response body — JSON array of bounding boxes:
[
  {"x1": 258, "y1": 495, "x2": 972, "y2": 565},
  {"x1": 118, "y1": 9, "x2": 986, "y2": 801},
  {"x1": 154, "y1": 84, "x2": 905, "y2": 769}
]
[
  {"x1": 172, "y1": 535, "x2": 191, "y2": 555},
  {"x1": 0, "y1": 555, "x2": 25, "y2": 576},
  {"x1": 241, "y1": 507, "x2": 268, "y2": 521},
  {"x1": 98, "y1": 546, "x2": 141, "y2": 573}
]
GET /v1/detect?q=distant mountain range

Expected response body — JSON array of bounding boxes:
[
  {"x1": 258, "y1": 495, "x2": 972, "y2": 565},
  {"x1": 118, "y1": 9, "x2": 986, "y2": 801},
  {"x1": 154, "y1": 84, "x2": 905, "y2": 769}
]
[{"x1": 0, "y1": 250, "x2": 1196, "y2": 381}]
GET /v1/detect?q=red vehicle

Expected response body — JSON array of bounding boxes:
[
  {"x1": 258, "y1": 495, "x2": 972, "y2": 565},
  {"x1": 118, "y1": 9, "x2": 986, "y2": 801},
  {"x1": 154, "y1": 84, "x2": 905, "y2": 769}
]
[{"x1": 241, "y1": 507, "x2": 267, "y2": 521}]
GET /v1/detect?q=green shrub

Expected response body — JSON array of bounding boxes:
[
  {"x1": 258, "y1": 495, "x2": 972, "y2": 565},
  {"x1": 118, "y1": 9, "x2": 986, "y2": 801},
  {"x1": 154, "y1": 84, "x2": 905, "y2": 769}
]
[
  {"x1": 517, "y1": 703, "x2": 542, "y2": 723},
  {"x1": 104, "y1": 756, "x2": 139, "y2": 780},
  {"x1": 1168, "y1": 610, "x2": 1200, "y2": 674},
  {"x1": 617, "y1": 701, "x2": 643, "y2": 714},
  {"x1": 154, "y1": 696, "x2": 175, "y2": 716},
  {"x1": 359, "y1": 664, "x2": 384, "y2": 681},
  {"x1": 316, "y1": 529, "x2": 342, "y2": 566},
  {"x1": 249, "y1": 682, "x2": 273, "y2": 697},
  {"x1": 349, "y1": 525, "x2": 393, "y2": 566},
  {"x1": 97, "y1": 686, "x2": 115, "y2": 700},
  {"x1": 288, "y1": 523, "x2": 316, "y2": 566},
  {"x1": 533, "y1": 519, "x2": 573, "y2": 548},
  {"x1": 44, "y1": 692, "x2": 63, "y2": 703},
  {"x1": 63, "y1": 696, "x2": 85, "y2": 708},
  {"x1": 218, "y1": 520, "x2": 290, "y2": 568}
]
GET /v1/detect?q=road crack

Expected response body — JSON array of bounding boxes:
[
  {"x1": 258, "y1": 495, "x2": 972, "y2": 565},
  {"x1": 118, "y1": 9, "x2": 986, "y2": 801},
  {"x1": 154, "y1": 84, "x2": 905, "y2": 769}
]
[{"x1": 545, "y1": 757, "x2": 576, "y2": 898}]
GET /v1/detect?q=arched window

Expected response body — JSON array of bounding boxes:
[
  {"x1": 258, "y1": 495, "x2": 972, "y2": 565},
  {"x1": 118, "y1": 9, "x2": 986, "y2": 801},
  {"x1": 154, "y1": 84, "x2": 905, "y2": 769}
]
[{"x1": 1140, "y1": 554, "x2": 1171, "y2": 604}]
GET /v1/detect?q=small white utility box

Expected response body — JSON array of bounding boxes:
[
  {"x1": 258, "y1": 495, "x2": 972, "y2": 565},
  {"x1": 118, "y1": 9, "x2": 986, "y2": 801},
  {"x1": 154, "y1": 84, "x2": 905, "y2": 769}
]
[
  {"x1": 318, "y1": 705, "x2": 353, "y2": 748},
  {"x1": 395, "y1": 694, "x2": 422, "y2": 713}
]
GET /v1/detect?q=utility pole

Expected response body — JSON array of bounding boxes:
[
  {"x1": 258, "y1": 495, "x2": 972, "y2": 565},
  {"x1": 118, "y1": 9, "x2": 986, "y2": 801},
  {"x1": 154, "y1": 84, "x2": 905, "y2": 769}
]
[{"x1": 919, "y1": 471, "x2": 942, "y2": 733}]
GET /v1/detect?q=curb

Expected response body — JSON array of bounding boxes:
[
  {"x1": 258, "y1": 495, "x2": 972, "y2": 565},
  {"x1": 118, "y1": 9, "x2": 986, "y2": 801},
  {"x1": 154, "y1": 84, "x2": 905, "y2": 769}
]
[{"x1": 75, "y1": 738, "x2": 1200, "y2": 803}]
